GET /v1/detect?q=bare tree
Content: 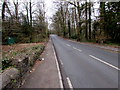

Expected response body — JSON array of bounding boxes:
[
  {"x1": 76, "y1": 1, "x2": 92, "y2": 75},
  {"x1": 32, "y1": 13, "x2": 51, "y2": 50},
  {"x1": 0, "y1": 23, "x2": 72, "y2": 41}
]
[
  {"x1": 13, "y1": 0, "x2": 19, "y2": 22},
  {"x1": 88, "y1": 1, "x2": 91, "y2": 40},
  {"x1": 2, "y1": 0, "x2": 12, "y2": 21},
  {"x1": 2, "y1": 1, "x2": 6, "y2": 21}
]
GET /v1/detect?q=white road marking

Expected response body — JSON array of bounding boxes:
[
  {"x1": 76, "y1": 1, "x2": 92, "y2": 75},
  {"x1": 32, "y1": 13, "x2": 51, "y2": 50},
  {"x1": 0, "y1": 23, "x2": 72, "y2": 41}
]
[
  {"x1": 73, "y1": 47, "x2": 82, "y2": 52},
  {"x1": 66, "y1": 44, "x2": 71, "y2": 47},
  {"x1": 89, "y1": 55, "x2": 120, "y2": 71},
  {"x1": 60, "y1": 59, "x2": 64, "y2": 65},
  {"x1": 66, "y1": 77, "x2": 73, "y2": 89},
  {"x1": 52, "y1": 45, "x2": 64, "y2": 89}
]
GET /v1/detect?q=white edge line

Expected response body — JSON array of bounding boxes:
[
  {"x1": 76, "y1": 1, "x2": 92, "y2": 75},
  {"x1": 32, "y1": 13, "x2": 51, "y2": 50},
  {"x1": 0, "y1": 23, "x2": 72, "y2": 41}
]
[
  {"x1": 66, "y1": 77, "x2": 73, "y2": 89},
  {"x1": 52, "y1": 45, "x2": 64, "y2": 89},
  {"x1": 89, "y1": 55, "x2": 120, "y2": 71}
]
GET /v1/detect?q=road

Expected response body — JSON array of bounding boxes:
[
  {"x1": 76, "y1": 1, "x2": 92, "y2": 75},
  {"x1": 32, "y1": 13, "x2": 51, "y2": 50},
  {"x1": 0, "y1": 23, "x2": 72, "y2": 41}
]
[{"x1": 51, "y1": 35, "x2": 119, "y2": 88}]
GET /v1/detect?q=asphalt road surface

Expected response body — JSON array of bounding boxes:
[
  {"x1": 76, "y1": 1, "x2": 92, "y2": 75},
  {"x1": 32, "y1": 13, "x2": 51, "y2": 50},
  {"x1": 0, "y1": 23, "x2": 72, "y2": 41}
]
[{"x1": 51, "y1": 35, "x2": 119, "y2": 88}]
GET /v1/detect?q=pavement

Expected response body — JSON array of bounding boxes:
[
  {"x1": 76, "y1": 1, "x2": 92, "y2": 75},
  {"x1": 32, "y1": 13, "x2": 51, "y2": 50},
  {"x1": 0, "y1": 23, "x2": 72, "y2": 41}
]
[
  {"x1": 21, "y1": 39, "x2": 62, "y2": 88},
  {"x1": 51, "y1": 35, "x2": 119, "y2": 88}
]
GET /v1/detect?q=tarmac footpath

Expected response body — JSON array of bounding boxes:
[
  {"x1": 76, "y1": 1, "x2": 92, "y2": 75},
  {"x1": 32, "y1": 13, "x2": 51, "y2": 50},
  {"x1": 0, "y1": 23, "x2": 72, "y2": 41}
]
[{"x1": 21, "y1": 39, "x2": 63, "y2": 88}]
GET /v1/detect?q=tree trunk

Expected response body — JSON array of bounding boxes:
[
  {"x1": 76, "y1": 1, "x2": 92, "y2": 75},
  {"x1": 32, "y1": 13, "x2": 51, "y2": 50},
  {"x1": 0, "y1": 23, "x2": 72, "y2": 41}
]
[
  {"x1": 68, "y1": 19, "x2": 71, "y2": 38},
  {"x1": 100, "y1": 2, "x2": 105, "y2": 33},
  {"x1": 25, "y1": 2, "x2": 29, "y2": 24},
  {"x1": 77, "y1": 1, "x2": 81, "y2": 41},
  {"x1": 13, "y1": 1, "x2": 19, "y2": 22},
  {"x1": 88, "y1": 2, "x2": 91, "y2": 40},
  {"x1": 2, "y1": 2, "x2": 6, "y2": 21},
  {"x1": 74, "y1": 7, "x2": 78, "y2": 37},
  {"x1": 99, "y1": 2, "x2": 105, "y2": 43},
  {"x1": 85, "y1": 1, "x2": 88, "y2": 40},
  {"x1": 60, "y1": 5, "x2": 66, "y2": 37},
  {"x1": 29, "y1": 0, "x2": 32, "y2": 42},
  {"x1": 30, "y1": 1, "x2": 32, "y2": 26},
  {"x1": 2, "y1": 1, "x2": 12, "y2": 20}
]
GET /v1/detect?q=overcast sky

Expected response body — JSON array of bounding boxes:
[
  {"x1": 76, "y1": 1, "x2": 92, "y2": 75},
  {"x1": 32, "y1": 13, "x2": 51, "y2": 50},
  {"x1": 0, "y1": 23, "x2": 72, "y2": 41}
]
[
  {"x1": 44, "y1": 0, "x2": 57, "y2": 24},
  {"x1": 45, "y1": 0, "x2": 56, "y2": 18}
]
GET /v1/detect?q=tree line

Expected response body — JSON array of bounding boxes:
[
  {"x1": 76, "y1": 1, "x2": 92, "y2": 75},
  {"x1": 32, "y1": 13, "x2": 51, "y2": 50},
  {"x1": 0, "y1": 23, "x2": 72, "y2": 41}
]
[
  {"x1": 52, "y1": 1, "x2": 120, "y2": 44},
  {"x1": 2, "y1": 0, "x2": 48, "y2": 45}
]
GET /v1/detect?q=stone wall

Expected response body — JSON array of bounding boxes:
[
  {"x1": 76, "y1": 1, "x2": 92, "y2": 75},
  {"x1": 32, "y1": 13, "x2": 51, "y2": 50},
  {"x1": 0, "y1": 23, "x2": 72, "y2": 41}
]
[{"x1": 1, "y1": 46, "x2": 44, "y2": 90}]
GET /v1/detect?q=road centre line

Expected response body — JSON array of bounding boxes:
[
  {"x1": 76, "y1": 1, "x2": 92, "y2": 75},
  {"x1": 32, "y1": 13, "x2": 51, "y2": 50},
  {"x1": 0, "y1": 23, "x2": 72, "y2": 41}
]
[
  {"x1": 66, "y1": 44, "x2": 71, "y2": 47},
  {"x1": 66, "y1": 43, "x2": 82, "y2": 52},
  {"x1": 66, "y1": 77, "x2": 73, "y2": 89},
  {"x1": 89, "y1": 55, "x2": 120, "y2": 71},
  {"x1": 73, "y1": 47, "x2": 82, "y2": 52}
]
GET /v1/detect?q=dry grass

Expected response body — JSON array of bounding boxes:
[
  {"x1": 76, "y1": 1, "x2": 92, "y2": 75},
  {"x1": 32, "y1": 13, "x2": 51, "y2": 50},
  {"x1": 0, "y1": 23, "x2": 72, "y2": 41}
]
[{"x1": 2, "y1": 43, "x2": 44, "y2": 53}]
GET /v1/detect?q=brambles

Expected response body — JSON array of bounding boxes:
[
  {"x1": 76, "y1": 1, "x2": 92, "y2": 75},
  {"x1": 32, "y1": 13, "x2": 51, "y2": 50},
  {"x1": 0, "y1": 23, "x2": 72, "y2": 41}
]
[{"x1": 2, "y1": 44, "x2": 45, "y2": 71}]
